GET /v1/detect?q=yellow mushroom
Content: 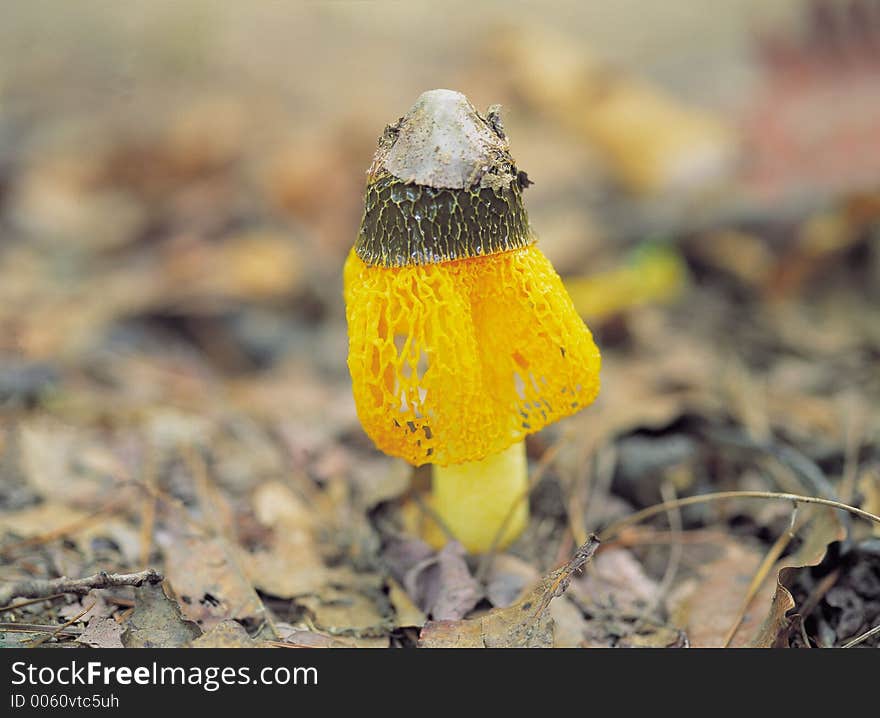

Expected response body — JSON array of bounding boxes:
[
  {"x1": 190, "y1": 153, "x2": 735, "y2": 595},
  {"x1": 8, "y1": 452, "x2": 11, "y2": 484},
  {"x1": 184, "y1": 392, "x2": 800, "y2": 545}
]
[{"x1": 344, "y1": 89, "x2": 601, "y2": 553}]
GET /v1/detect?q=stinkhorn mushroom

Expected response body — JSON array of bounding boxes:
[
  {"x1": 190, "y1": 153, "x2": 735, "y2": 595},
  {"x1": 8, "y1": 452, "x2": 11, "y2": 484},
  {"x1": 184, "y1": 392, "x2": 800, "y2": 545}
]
[{"x1": 344, "y1": 89, "x2": 601, "y2": 553}]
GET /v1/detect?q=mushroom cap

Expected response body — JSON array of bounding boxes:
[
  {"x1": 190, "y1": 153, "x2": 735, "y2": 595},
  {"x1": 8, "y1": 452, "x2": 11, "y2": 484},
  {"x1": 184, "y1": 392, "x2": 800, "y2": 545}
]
[
  {"x1": 380, "y1": 89, "x2": 513, "y2": 190},
  {"x1": 356, "y1": 89, "x2": 532, "y2": 268}
]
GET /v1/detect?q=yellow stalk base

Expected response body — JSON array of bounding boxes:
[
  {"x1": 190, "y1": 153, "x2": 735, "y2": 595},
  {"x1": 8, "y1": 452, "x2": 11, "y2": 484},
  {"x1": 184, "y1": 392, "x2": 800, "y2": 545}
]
[{"x1": 416, "y1": 441, "x2": 529, "y2": 553}]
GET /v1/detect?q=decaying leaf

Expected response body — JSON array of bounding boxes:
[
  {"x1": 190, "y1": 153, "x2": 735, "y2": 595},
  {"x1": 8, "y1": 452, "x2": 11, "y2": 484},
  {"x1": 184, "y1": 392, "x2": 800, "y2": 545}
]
[
  {"x1": 571, "y1": 546, "x2": 661, "y2": 615},
  {"x1": 77, "y1": 617, "x2": 124, "y2": 649},
  {"x1": 162, "y1": 530, "x2": 269, "y2": 632},
  {"x1": 243, "y1": 480, "x2": 330, "y2": 597},
  {"x1": 747, "y1": 506, "x2": 847, "y2": 647},
  {"x1": 418, "y1": 536, "x2": 599, "y2": 648},
  {"x1": 405, "y1": 541, "x2": 482, "y2": 621},
  {"x1": 667, "y1": 538, "x2": 765, "y2": 648},
  {"x1": 387, "y1": 578, "x2": 426, "y2": 629},
  {"x1": 189, "y1": 619, "x2": 261, "y2": 648},
  {"x1": 295, "y1": 583, "x2": 392, "y2": 638},
  {"x1": 121, "y1": 582, "x2": 201, "y2": 648},
  {"x1": 485, "y1": 554, "x2": 540, "y2": 608}
]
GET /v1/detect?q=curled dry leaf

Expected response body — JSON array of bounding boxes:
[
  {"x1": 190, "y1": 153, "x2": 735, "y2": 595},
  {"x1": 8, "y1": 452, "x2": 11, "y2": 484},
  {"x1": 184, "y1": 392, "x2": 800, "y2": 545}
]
[
  {"x1": 747, "y1": 506, "x2": 847, "y2": 648},
  {"x1": 418, "y1": 536, "x2": 599, "y2": 648}
]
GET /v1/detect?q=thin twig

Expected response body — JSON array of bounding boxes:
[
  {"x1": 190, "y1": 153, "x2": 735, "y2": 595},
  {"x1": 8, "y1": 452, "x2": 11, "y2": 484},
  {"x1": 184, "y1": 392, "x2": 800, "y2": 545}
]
[
  {"x1": 0, "y1": 623, "x2": 81, "y2": 637},
  {"x1": 27, "y1": 602, "x2": 95, "y2": 648},
  {"x1": 632, "y1": 482, "x2": 683, "y2": 632},
  {"x1": 600, "y1": 491, "x2": 880, "y2": 542},
  {"x1": 702, "y1": 426, "x2": 837, "y2": 500},
  {"x1": 841, "y1": 623, "x2": 880, "y2": 648},
  {"x1": 0, "y1": 568, "x2": 163, "y2": 606},
  {"x1": 0, "y1": 593, "x2": 66, "y2": 614}
]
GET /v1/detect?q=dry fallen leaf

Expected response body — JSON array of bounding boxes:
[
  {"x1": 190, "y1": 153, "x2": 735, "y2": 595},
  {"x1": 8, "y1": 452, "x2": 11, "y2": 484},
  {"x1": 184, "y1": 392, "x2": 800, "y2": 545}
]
[
  {"x1": 387, "y1": 578, "x2": 426, "y2": 629},
  {"x1": 571, "y1": 546, "x2": 661, "y2": 615},
  {"x1": 418, "y1": 536, "x2": 599, "y2": 648},
  {"x1": 404, "y1": 541, "x2": 482, "y2": 621},
  {"x1": 747, "y1": 506, "x2": 847, "y2": 648},
  {"x1": 667, "y1": 539, "x2": 764, "y2": 648},
  {"x1": 77, "y1": 617, "x2": 124, "y2": 649},
  {"x1": 295, "y1": 585, "x2": 391, "y2": 638},
  {"x1": 162, "y1": 531, "x2": 269, "y2": 632},
  {"x1": 121, "y1": 582, "x2": 201, "y2": 648},
  {"x1": 189, "y1": 619, "x2": 261, "y2": 648},
  {"x1": 243, "y1": 481, "x2": 330, "y2": 597}
]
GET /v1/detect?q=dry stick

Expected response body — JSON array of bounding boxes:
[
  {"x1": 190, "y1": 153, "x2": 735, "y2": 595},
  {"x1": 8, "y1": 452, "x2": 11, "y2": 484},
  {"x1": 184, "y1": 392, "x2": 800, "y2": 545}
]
[
  {"x1": 0, "y1": 623, "x2": 81, "y2": 637},
  {"x1": 842, "y1": 622, "x2": 880, "y2": 648},
  {"x1": 529, "y1": 535, "x2": 601, "y2": 624},
  {"x1": 0, "y1": 593, "x2": 66, "y2": 614},
  {"x1": 0, "y1": 569, "x2": 164, "y2": 607},
  {"x1": 564, "y1": 437, "x2": 601, "y2": 548},
  {"x1": 721, "y1": 504, "x2": 799, "y2": 648},
  {"x1": 600, "y1": 491, "x2": 880, "y2": 543},
  {"x1": 553, "y1": 441, "x2": 596, "y2": 565},
  {"x1": 27, "y1": 601, "x2": 95, "y2": 648}
]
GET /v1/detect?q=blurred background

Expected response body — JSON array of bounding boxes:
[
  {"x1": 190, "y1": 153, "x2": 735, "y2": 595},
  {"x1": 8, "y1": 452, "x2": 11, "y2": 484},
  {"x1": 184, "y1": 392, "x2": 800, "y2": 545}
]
[{"x1": 1, "y1": 1, "x2": 879, "y2": 648}]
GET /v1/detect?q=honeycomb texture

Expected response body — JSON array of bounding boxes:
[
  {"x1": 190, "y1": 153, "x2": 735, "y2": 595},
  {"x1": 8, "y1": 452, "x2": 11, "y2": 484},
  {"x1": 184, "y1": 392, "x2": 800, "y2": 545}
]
[
  {"x1": 344, "y1": 244, "x2": 601, "y2": 466},
  {"x1": 356, "y1": 174, "x2": 532, "y2": 268}
]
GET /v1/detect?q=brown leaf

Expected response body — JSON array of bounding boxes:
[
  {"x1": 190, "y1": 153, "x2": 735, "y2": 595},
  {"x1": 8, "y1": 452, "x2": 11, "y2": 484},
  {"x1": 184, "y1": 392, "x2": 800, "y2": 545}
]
[
  {"x1": 243, "y1": 481, "x2": 330, "y2": 597},
  {"x1": 747, "y1": 507, "x2": 846, "y2": 647},
  {"x1": 418, "y1": 536, "x2": 599, "y2": 648},
  {"x1": 485, "y1": 554, "x2": 540, "y2": 608},
  {"x1": 667, "y1": 539, "x2": 764, "y2": 647},
  {"x1": 295, "y1": 584, "x2": 391, "y2": 638},
  {"x1": 162, "y1": 532, "x2": 269, "y2": 632},
  {"x1": 189, "y1": 620, "x2": 260, "y2": 648},
  {"x1": 387, "y1": 578, "x2": 426, "y2": 629},
  {"x1": 121, "y1": 582, "x2": 201, "y2": 648},
  {"x1": 548, "y1": 597, "x2": 589, "y2": 648},
  {"x1": 77, "y1": 617, "x2": 124, "y2": 649},
  {"x1": 571, "y1": 546, "x2": 660, "y2": 614},
  {"x1": 404, "y1": 541, "x2": 482, "y2": 621}
]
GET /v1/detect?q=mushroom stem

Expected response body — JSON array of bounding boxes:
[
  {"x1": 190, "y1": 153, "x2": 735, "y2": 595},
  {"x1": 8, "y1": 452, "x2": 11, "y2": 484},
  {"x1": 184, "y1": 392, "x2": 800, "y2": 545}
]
[{"x1": 429, "y1": 441, "x2": 529, "y2": 553}]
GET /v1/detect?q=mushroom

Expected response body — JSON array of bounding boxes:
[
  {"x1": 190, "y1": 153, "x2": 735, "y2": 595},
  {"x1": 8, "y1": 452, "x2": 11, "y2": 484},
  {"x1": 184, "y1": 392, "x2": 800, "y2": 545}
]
[{"x1": 344, "y1": 89, "x2": 601, "y2": 553}]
